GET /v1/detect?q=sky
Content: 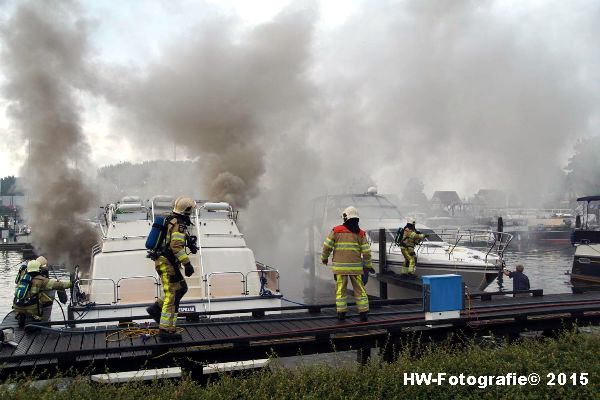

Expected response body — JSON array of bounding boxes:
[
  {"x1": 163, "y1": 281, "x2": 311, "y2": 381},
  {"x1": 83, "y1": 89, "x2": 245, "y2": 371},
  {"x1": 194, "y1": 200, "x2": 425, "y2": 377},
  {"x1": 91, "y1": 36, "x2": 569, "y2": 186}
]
[
  {"x1": 1, "y1": 0, "x2": 598, "y2": 196},
  {"x1": 0, "y1": 0, "x2": 599, "y2": 266}
]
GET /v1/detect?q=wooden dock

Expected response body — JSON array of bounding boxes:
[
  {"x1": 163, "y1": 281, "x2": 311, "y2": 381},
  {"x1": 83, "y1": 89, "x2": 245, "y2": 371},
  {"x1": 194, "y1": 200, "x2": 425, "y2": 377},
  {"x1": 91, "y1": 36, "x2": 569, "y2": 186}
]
[{"x1": 0, "y1": 290, "x2": 599, "y2": 379}]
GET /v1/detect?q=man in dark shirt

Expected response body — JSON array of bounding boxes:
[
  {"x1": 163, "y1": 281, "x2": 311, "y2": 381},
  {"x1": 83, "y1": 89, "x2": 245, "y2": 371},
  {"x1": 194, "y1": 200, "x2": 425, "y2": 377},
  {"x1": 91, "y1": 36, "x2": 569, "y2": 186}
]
[{"x1": 503, "y1": 264, "x2": 530, "y2": 297}]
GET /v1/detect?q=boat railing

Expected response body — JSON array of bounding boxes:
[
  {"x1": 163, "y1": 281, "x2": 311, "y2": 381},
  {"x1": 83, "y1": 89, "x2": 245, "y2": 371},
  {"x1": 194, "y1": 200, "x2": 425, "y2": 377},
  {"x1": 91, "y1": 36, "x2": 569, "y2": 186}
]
[
  {"x1": 77, "y1": 277, "x2": 117, "y2": 305},
  {"x1": 76, "y1": 275, "x2": 161, "y2": 305},
  {"x1": 245, "y1": 269, "x2": 280, "y2": 296},
  {"x1": 202, "y1": 233, "x2": 245, "y2": 238},
  {"x1": 116, "y1": 275, "x2": 160, "y2": 303},
  {"x1": 430, "y1": 228, "x2": 513, "y2": 263},
  {"x1": 205, "y1": 271, "x2": 246, "y2": 297},
  {"x1": 103, "y1": 234, "x2": 148, "y2": 241}
]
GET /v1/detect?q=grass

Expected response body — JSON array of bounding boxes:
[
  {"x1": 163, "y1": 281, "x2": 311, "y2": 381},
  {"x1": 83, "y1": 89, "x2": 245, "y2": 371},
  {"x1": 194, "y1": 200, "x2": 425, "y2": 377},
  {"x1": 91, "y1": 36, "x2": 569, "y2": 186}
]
[{"x1": 0, "y1": 329, "x2": 598, "y2": 399}]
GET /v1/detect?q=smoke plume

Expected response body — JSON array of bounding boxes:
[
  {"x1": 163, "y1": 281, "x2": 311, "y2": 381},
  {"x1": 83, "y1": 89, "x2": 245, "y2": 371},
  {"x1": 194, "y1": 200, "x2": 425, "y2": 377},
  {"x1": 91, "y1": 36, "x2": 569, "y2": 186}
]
[
  {"x1": 1, "y1": 1, "x2": 98, "y2": 267},
  {"x1": 105, "y1": 7, "x2": 316, "y2": 209}
]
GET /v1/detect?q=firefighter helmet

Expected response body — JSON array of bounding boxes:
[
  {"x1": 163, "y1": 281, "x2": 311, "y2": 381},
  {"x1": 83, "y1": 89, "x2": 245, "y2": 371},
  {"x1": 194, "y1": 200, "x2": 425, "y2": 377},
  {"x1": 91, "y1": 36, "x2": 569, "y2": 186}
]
[
  {"x1": 173, "y1": 197, "x2": 197, "y2": 216},
  {"x1": 36, "y1": 256, "x2": 48, "y2": 268},
  {"x1": 27, "y1": 260, "x2": 41, "y2": 273},
  {"x1": 342, "y1": 206, "x2": 359, "y2": 220}
]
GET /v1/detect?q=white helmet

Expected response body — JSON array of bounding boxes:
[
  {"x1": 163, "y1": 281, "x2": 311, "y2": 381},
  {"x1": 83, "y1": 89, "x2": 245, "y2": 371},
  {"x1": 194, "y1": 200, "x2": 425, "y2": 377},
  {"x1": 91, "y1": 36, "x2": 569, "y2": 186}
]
[
  {"x1": 342, "y1": 206, "x2": 359, "y2": 220},
  {"x1": 36, "y1": 256, "x2": 48, "y2": 269},
  {"x1": 173, "y1": 197, "x2": 197, "y2": 216},
  {"x1": 27, "y1": 260, "x2": 41, "y2": 273}
]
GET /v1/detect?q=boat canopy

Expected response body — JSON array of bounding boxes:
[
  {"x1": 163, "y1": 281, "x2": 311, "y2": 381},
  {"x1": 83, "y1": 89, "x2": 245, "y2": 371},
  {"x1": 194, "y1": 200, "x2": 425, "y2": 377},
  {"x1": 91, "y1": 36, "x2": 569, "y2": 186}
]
[{"x1": 577, "y1": 195, "x2": 600, "y2": 202}]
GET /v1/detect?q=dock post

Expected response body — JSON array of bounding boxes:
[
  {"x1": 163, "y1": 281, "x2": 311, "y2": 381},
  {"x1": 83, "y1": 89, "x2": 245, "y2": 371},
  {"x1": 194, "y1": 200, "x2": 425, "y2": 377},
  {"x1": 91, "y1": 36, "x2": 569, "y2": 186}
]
[
  {"x1": 379, "y1": 228, "x2": 388, "y2": 299},
  {"x1": 357, "y1": 346, "x2": 371, "y2": 365}
]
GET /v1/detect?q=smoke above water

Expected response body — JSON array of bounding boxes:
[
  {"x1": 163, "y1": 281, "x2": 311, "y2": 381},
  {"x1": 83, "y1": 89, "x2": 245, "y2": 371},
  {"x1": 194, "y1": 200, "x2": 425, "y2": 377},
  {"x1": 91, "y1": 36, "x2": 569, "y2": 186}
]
[
  {"x1": 1, "y1": 1, "x2": 98, "y2": 268},
  {"x1": 313, "y1": 0, "x2": 599, "y2": 203}
]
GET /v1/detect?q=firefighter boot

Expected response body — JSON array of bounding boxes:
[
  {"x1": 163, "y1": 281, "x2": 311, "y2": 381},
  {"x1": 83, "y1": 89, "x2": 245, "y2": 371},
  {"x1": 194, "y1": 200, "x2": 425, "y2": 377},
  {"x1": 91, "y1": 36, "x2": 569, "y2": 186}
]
[
  {"x1": 17, "y1": 313, "x2": 26, "y2": 328},
  {"x1": 146, "y1": 304, "x2": 161, "y2": 324},
  {"x1": 158, "y1": 329, "x2": 182, "y2": 342}
]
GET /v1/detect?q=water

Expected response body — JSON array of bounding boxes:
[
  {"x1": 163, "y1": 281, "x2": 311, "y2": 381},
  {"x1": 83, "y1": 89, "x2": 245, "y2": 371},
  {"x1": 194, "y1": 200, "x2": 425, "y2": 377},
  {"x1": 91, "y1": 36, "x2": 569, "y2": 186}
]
[
  {"x1": 0, "y1": 251, "x2": 71, "y2": 319},
  {"x1": 0, "y1": 243, "x2": 576, "y2": 319},
  {"x1": 493, "y1": 243, "x2": 575, "y2": 294}
]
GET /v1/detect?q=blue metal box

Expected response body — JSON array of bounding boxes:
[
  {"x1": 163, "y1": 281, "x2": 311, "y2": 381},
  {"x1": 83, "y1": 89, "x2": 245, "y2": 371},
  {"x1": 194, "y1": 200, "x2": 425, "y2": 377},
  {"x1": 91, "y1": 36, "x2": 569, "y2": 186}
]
[{"x1": 422, "y1": 274, "x2": 463, "y2": 312}]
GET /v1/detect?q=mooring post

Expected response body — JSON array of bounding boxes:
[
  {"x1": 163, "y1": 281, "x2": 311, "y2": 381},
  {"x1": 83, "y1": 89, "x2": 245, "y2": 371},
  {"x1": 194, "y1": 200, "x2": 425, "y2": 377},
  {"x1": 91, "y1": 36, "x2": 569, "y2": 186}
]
[{"x1": 379, "y1": 228, "x2": 388, "y2": 299}]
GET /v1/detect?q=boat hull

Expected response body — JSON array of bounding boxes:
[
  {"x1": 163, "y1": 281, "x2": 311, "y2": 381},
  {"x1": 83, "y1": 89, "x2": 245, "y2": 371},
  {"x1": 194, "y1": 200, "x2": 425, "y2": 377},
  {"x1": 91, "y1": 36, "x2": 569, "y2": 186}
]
[{"x1": 571, "y1": 243, "x2": 600, "y2": 287}]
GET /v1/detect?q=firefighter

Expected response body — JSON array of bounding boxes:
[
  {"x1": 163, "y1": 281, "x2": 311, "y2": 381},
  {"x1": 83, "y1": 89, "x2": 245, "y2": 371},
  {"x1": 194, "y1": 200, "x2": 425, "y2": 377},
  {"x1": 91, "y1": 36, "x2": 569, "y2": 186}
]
[
  {"x1": 13, "y1": 259, "x2": 72, "y2": 327},
  {"x1": 321, "y1": 206, "x2": 374, "y2": 322},
  {"x1": 146, "y1": 196, "x2": 196, "y2": 341},
  {"x1": 398, "y1": 220, "x2": 427, "y2": 278}
]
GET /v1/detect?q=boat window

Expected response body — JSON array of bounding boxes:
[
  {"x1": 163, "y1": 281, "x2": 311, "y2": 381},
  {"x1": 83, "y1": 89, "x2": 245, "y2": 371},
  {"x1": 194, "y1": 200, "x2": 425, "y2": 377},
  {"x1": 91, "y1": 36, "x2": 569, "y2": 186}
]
[{"x1": 368, "y1": 230, "x2": 398, "y2": 243}]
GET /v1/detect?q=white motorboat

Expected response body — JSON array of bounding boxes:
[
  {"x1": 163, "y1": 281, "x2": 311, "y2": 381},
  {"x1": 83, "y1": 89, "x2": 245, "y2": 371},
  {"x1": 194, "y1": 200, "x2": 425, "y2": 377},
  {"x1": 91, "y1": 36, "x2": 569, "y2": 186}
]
[
  {"x1": 68, "y1": 195, "x2": 282, "y2": 323},
  {"x1": 366, "y1": 227, "x2": 511, "y2": 297},
  {"x1": 308, "y1": 188, "x2": 511, "y2": 299}
]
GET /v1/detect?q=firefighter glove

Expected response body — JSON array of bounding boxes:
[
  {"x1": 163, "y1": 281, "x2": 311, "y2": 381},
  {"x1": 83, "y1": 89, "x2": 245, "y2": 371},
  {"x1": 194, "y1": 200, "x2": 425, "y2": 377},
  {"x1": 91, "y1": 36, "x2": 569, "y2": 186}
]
[{"x1": 184, "y1": 263, "x2": 195, "y2": 277}]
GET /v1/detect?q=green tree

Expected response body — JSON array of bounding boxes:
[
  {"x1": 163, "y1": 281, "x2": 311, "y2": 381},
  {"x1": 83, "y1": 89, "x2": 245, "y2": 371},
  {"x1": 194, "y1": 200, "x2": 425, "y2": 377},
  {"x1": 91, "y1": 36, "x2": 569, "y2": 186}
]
[
  {"x1": 401, "y1": 177, "x2": 429, "y2": 212},
  {"x1": 564, "y1": 136, "x2": 600, "y2": 197},
  {"x1": 0, "y1": 176, "x2": 22, "y2": 196}
]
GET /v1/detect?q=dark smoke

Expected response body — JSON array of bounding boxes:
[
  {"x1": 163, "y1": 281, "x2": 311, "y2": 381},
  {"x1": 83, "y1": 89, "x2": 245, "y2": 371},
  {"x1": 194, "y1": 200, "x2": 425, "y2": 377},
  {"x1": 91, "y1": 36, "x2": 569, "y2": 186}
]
[
  {"x1": 1, "y1": 1, "x2": 99, "y2": 268},
  {"x1": 104, "y1": 7, "x2": 316, "y2": 209}
]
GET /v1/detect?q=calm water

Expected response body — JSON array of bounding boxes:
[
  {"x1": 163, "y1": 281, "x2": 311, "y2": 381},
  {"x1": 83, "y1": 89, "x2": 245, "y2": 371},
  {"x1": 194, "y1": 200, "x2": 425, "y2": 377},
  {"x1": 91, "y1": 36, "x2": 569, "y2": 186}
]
[
  {"x1": 0, "y1": 251, "x2": 70, "y2": 319},
  {"x1": 0, "y1": 243, "x2": 576, "y2": 318}
]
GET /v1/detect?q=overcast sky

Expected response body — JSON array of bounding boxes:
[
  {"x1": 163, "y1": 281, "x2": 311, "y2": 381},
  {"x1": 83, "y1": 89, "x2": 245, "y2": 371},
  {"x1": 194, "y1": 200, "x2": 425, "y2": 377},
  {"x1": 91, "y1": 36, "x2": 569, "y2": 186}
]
[{"x1": 1, "y1": 0, "x2": 598, "y2": 199}]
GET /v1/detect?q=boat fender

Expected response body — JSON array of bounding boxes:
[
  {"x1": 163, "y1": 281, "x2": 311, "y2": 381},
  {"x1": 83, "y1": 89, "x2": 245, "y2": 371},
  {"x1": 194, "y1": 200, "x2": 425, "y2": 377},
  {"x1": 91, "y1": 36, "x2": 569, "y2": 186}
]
[{"x1": 146, "y1": 215, "x2": 167, "y2": 259}]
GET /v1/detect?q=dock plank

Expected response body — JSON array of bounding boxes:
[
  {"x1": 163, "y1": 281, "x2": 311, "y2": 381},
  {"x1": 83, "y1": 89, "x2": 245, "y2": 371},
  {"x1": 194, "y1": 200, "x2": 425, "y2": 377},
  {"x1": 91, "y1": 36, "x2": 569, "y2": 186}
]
[{"x1": 0, "y1": 292, "x2": 599, "y2": 377}]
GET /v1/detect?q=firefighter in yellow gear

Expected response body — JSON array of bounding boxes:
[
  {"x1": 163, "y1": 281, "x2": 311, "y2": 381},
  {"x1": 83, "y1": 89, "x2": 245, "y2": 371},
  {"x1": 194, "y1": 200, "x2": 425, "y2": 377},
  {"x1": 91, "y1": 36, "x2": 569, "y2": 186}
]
[
  {"x1": 321, "y1": 206, "x2": 373, "y2": 322},
  {"x1": 146, "y1": 197, "x2": 196, "y2": 341},
  {"x1": 398, "y1": 220, "x2": 427, "y2": 278},
  {"x1": 13, "y1": 259, "x2": 72, "y2": 327}
]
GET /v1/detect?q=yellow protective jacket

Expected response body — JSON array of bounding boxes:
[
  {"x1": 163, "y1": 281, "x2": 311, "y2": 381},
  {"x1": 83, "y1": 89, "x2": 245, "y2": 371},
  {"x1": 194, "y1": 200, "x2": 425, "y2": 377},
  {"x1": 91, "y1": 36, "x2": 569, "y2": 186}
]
[
  {"x1": 321, "y1": 225, "x2": 372, "y2": 275},
  {"x1": 13, "y1": 274, "x2": 71, "y2": 310},
  {"x1": 156, "y1": 216, "x2": 190, "y2": 267},
  {"x1": 401, "y1": 229, "x2": 426, "y2": 249}
]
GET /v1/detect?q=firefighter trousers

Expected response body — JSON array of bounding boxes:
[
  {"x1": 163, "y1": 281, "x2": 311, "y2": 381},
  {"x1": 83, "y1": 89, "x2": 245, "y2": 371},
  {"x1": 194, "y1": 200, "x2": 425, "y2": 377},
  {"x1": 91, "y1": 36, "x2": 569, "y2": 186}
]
[
  {"x1": 401, "y1": 247, "x2": 417, "y2": 275},
  {"x1": 335, "y1": 274, "x2": 369, "y2": 314},
  {"x1": 155, "y1": 261, "x2": 188, "y2": 332}
]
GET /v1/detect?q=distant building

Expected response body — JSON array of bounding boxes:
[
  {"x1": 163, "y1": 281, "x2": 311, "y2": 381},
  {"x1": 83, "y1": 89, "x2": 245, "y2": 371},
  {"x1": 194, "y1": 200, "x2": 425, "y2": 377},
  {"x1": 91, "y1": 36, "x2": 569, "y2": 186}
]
[{"x1": 430, "y1": 191, "x2": 463, "y2": 216}]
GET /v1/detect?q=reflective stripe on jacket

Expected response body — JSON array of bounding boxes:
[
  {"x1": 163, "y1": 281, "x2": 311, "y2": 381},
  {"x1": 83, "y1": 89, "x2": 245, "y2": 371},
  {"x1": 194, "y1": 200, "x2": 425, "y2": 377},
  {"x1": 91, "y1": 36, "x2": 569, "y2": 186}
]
[
  {"x1": 321, "y1": 225, "x2": 372, "y2": 275},
  {"x1": 157, "y1": 217, "x2": 190, "y2": 266}
]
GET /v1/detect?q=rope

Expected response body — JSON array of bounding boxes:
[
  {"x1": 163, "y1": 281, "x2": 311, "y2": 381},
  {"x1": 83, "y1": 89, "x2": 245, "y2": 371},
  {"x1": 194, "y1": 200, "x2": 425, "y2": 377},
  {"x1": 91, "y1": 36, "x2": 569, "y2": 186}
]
[
  {"x1": 105, "y1": 322, "x2": 183, "y2": 343},
  {"x1": 281, "y1": 297, "x2": 307, "y2": 307},
  {"x1": 464, "y1": 287, "x2": 479, "y2": 328}
]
